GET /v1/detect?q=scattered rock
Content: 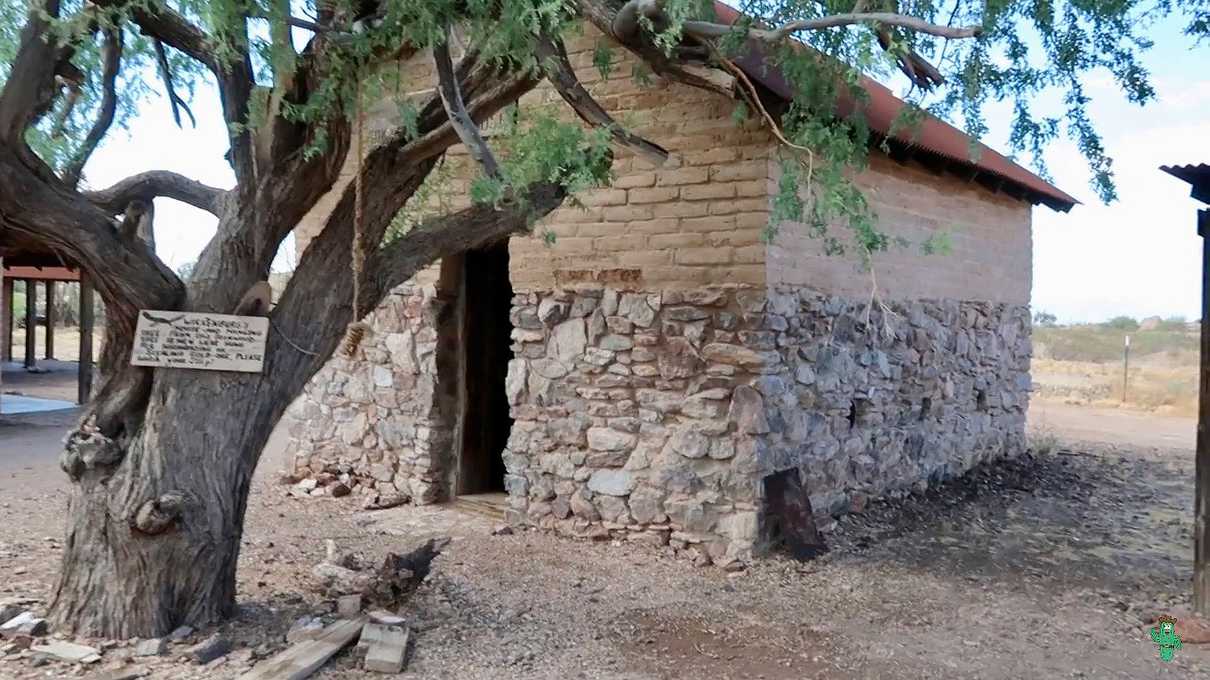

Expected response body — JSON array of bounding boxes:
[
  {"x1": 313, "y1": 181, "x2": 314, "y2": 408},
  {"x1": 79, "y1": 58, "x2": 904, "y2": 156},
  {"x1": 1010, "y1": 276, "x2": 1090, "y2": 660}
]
[
  {"x1": 30, "y1": 640, "x2": 101, "y2": 663},
  {"x1": 312, "y1": 562, "x2": 375, "y2": 596},
  {"x1": 0, "y1": 604, "x2": 24, "y2": 624},
  {"x1": 337, "y1": 594, "x2": 363, "y2": 617},
  {"x1": 286, "y1": 616, "x2": 325, "y2": 643},
  {"x1": 491, "y1": 525, "x2": 514, "y2": 536},
  {"x1": 330, "y1": 482, "x2": 351, "y2": 498},
  {"x1": 97, "y1": 668, "x2": 147, "y2": 680},
  {"x1": 362, "y1": 493, "x2": 408, "y2": 511},
  {"x1": 168, "y1": 625, "x2": 194, "y2": 642},
  {"x1": 0, "y1": 611, "x2": 47, "y2": 638},
  {"x1": 1148, "y1": 609, "x2": 1210, "y2": 644},
  {"x1": 132, "y1": 638, "x2": 167, "y2": 657},
  {"x1": 361, "y1": 623, "x2": 410, "y2": 673},
  {"x1": 367, "y1": 610, "x2": 407, "y2": 626},
  {"x1": 188, "y1": 633, "x2": 231, "y2": 664}
]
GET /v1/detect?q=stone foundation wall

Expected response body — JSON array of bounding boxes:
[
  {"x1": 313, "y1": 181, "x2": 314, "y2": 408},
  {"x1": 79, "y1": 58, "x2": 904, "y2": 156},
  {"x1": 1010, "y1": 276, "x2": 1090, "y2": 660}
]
[
  {"x1": 286, "y1": 271, "x2": 457, "y2": 505},
  {"x1": 285, "y1": 279, "x2": 1031, "y2": 565},
  {"x1": 500, "y1": 285, "x2": 1031, "y2": 564},
  {"x1": 502, "y1": 285, "x2": 772, "y2": 566},
  {"x1": 758, "y1": 287, "x2": 1032, "y2": 516}
]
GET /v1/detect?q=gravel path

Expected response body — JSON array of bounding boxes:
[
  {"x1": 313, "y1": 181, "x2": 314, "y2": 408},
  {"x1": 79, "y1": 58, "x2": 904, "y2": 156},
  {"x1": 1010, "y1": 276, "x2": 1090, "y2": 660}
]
[{"x1": 1, "y1": 409, "x2": 1208, "y2": 678}]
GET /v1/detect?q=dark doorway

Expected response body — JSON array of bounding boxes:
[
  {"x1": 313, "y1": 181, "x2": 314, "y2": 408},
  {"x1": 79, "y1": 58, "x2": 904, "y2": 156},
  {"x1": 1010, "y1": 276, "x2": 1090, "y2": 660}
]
[{"x1": 456, "y1": 241, "x2": 513, "y2": 495}]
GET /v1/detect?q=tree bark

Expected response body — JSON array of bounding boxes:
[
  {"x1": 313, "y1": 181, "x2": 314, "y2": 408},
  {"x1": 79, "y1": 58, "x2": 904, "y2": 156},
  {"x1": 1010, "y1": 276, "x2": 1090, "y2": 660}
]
[{"x1": 51, "y1": 371, "x2": 275, "y2": 637}]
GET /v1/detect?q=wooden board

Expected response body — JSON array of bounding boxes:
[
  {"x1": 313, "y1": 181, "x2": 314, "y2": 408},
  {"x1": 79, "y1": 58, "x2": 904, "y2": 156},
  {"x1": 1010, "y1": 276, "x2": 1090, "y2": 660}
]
[
  {"x1": 131, "y1": 310, "x2": 268, "y2": 373},
  {"x1": 238, "y1": 617, "x2": 365, "y2": 680},
  {"x1": 451, "y1": 493, "x2": 507, "y2": 520},
  {"x1": 763, "y1": 469, "x2": 827, "y2": 560}
]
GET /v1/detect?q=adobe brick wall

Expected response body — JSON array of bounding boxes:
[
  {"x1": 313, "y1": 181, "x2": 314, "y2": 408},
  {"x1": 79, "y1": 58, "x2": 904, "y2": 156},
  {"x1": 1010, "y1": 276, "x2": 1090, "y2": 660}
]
[
  {"x1": 293, "y1": 25, "x2": 774, "y2": 292},
  {"x1": 508, "y1": 28, "x2": 772, "y2": 291},
  {"x1": 767, "y1": 153, "x2": 1033, "y2": 305}
]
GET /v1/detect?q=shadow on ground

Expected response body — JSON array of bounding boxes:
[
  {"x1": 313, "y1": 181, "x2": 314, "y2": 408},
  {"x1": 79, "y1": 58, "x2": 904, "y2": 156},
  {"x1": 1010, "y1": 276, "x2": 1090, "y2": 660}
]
[{"x1": 828, "y1": 445, "x2": 1192, "y2": 599}]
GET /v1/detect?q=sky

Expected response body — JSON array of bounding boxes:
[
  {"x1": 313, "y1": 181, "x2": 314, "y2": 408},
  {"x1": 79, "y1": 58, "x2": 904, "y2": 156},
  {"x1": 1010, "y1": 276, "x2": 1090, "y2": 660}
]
[{"x1": 76, "y1": 14, "x2": 1210, "y2": 325}]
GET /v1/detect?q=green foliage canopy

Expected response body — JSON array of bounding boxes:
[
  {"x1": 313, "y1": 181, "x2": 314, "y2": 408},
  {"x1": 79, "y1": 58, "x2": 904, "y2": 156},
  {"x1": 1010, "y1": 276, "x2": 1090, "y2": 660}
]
[{"x1": 2, "y1": 0, "x2": 1206, "y2": 264}]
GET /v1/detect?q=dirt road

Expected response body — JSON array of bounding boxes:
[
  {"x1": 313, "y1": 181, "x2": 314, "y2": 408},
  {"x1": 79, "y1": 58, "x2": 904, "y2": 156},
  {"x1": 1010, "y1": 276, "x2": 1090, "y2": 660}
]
[
  {"x1": 0, "y1": 404, "x2": 1207, "y2": 678},
  {"x1": 1030, "y1": 398, "x2": 1195, "y2": 451}
]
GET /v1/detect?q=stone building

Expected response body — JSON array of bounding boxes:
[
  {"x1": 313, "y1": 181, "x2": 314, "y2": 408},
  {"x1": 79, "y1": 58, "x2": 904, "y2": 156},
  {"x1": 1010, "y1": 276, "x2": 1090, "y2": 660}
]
[{"x1": 284, "y1": 17, "x2": 1075, "y2": 566}]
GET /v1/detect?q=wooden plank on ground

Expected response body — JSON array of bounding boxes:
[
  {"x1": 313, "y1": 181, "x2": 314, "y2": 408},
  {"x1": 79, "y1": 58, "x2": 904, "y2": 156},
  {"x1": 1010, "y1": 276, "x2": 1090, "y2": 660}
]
[
  {"x1": 363, "y1": 622, "x2": 410, "y2": 673},
  {"x1": 238, "y1": 617, "x2": 365, "y2": 680}
]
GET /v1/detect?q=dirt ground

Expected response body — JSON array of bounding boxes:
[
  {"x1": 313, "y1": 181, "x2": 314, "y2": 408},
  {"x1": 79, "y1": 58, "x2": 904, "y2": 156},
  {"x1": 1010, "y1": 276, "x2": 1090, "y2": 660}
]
[
  {"x1": 2, "y1": 359, "x2": 85, "y2": 403},
  {"x1": 1, "y1": 397, "x2": 1208, "y2": 678}
]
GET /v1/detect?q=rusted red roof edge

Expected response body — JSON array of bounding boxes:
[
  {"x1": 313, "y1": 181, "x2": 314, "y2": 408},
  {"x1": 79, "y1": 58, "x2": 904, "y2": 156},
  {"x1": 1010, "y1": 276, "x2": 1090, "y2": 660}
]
[
  {"x1": 1160, "y1": 164, "x2": 1210, "y2": 204},
  {"x1": 711, "y1": 1, "x2": 1078, "y2": 213}
]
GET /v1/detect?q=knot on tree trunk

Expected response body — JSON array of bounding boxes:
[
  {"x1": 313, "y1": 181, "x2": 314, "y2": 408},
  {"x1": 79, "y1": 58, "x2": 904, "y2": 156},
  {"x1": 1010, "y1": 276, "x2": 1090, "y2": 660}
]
[
  {"x1": 132, "y1": 492, "x2": 185, "y2": 535},
  {"x1": 60, "y1": 418, "x2": 124, "y2": 480}
]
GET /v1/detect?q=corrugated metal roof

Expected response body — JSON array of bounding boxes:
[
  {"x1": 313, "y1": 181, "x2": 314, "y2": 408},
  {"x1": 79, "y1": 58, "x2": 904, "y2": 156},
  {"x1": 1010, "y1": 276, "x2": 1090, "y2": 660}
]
[
  {"x1": 1161, "y1": 164, "x2": 1210, "y2": 204},
  {"x1": 711, "y1": 2, "x2": 1078, "y2": 212}
]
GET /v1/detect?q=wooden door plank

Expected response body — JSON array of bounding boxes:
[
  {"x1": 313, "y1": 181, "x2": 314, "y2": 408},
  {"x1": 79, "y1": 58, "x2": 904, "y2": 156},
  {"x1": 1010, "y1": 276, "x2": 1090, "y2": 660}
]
[{"x1": 238, "y1": 617, "x2": 365, "y2": 680}]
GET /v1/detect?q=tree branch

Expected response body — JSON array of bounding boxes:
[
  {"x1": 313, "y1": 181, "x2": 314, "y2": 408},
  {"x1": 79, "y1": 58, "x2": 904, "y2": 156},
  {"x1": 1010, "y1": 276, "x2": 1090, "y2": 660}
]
[
  {"x1": 0, "y1": 149, "x2": 183, "y2": 353},
  {"x1": 63, "y1": 28, "x2": 124, "y2": 188},
  {"x1": 116, "y1": 0, "x2": 256, "y2": 183},
  {"x1": 535, "y1": 33, "x2": 669, "y2": 166},
  {"x1": 84, "y1": 171, "x2": 226, "y2": 216},
  {"x1": 366, "y1": 182, "x2": 568, "y2": 300},
  {"x1": 0, "y1": 0, "x2": 62, "y2": 144},
  {"x1": 876, "y1": 25, "x2": 945, "y2": 90},
  {"x1": 0, "y1": 0, "x2": 79, "y2": 182},
  {"x1": 681, "y1": 13, "x2": 983, "y2": 42},
  {"x1": 125, "y1": 3, "x2": 214, "y2": 68},
  {"x1": 433, "y1": 28, "x2": 500, "y2": 178},
  {"x1": 152, "y1": 39, "x2": 197, "y2": 128},
  {"x1": 574, "y1": 0, "x2": 735, "y2": 99},
  {"x1": 612, "y1": 0, "x2": 664, "y2": 41}
]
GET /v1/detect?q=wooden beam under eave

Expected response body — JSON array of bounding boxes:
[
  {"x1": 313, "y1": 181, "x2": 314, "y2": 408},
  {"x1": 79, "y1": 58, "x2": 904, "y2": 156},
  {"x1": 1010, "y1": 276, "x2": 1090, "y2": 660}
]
[
  {"x1": 2, "y1": 265, "x2": 79, "y2": 282},
  {"x1": 973, "y1": 172, "x2": 1005, "y2": 196},
  {"x1": 1196, "y1": 207, "x2": 1210, "y2": 616}
]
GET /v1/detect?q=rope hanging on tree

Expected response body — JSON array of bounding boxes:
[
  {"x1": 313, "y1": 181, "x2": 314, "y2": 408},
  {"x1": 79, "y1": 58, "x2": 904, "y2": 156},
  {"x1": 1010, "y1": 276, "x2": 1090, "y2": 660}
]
[{"x1": 342, "y1": 72, "x2": 369, "y2": 357}]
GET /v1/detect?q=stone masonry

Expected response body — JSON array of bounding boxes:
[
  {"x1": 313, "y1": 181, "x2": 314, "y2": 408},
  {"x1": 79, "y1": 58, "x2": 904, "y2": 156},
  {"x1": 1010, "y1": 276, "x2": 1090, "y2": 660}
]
[
  {"x1": 288, "y1": 267, "x2": 459, "y2": 505},
  {"x1": 285, "y1": 21, "x2": 1044, "y2": 564},
  {"x1": 498, "y1": 285, "x2": 1029, "y2": 564}
]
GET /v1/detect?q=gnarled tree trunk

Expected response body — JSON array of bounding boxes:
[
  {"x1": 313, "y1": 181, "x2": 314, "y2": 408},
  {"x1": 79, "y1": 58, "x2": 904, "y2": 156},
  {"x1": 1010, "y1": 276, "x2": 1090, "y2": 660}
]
[
  {"x1": 51, "y1": 375, "x2": 267, "y2": 636},
  {"x1": 0, "y1": 0, "x2": 748, "y2": 639}
]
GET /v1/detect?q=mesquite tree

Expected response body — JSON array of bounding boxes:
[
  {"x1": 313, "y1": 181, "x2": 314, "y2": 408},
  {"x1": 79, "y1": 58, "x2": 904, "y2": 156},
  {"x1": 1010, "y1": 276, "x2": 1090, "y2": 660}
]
[{"x1": 0, "y1": 0, "x2": 1201, "y2": 638}]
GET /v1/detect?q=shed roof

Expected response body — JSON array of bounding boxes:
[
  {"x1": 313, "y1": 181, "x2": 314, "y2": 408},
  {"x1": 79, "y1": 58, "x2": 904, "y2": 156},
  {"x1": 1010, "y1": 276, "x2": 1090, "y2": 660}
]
[
  {"x1": 711, "y1": 2, "x2": 1078, "y2": 212},
  {"x1": 1161, "y1": 164, "x2": 1210, "y2": 204}
]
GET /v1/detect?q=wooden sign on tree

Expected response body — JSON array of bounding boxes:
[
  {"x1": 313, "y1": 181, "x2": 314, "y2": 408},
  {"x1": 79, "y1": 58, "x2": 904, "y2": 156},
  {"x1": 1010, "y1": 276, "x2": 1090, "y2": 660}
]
[{"x1": 131, "y1": 310, "x2": 269, "y2": 373}]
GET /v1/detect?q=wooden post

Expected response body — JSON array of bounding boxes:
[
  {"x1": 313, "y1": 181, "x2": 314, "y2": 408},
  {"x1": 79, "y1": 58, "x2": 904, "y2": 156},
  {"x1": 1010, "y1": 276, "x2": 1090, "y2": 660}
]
[
  {"x1": 44, "y1": 280, "x2": 55, "y2": 360},
  {"x1": 0, "y1": 256, "x2": 4, "y2": 413},
  {"x1": 1123, "y1": 334, "x2": 1130, "y2": 404},
  {"x1": 1195, "y1": 209, "x2": 1210, "y2": 616},
  {"x1": 78, "y1": 276, "x2": 94, "y2": 405},
  {"x1": 1, "y1": 275, "x2": 12, "y2": 362},
  {"x1": 23, "y1": 279, "x2": 36, "y2": 369}
]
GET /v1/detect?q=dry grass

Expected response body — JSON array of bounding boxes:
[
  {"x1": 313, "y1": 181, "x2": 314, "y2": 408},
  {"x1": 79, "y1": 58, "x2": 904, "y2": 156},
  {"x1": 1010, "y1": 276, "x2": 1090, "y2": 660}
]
[{"x1": 1032, "y1": 323, "x2": 1199, "y2": 415}]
